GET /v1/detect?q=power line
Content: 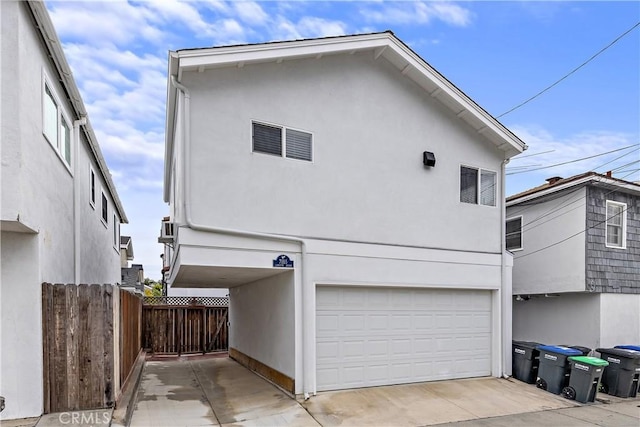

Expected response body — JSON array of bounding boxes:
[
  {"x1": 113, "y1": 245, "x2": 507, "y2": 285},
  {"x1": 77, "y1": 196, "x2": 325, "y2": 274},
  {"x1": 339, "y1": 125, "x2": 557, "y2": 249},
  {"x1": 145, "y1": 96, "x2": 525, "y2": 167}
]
[
  {"x1": 506, "y1": 144, "x2": 639, "y2": 175},
  {"x1": 497, "y1": 21, "x2": 640, "y2": 118}
]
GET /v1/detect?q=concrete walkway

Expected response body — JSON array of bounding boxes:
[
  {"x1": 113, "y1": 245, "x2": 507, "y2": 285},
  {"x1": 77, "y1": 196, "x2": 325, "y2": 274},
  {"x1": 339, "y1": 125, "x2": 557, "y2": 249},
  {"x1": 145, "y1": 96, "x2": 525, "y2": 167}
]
[{"x1": 128, "y1": 355, "x2": 640, "y2": 427}]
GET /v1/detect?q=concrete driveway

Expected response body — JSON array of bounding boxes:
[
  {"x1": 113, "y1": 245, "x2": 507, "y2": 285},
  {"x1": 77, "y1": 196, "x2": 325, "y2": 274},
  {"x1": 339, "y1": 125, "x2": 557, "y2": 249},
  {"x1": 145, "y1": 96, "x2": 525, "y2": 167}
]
[{"x1": 128, "y1": 355, "x2": 639, "y2": 426}]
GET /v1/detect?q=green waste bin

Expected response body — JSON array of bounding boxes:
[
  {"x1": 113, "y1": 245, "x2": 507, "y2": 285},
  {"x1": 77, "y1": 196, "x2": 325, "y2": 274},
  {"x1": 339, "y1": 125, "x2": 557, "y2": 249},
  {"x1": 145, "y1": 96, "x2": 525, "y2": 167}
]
[
  {"x1": 513, "y1": 341, "x2": 542, "y2": 384},
  {"x1": 597, "y1": 347, "x2": 640, "y2": 398},
  {"x1": 562, "y1": 356, "x2": 609, "y2": 403}
]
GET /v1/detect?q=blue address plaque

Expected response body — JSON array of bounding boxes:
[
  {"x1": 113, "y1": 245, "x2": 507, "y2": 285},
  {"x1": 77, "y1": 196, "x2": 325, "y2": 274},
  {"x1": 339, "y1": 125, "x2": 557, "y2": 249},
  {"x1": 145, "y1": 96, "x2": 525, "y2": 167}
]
[{"x1": 273, "y1": 254, "x2": 294, "y2": 268}]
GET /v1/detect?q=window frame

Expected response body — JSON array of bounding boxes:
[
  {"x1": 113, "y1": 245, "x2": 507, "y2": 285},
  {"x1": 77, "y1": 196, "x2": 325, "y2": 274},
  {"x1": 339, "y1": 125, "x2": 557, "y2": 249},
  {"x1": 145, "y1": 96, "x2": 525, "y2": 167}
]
[
  {"x1": 113, "y1": 214, "x2": 120, "y2": 253},
  {"x1": 42, "y1": 70, "x2": 73, "y2": 171},
  {"x1": 506, "y1": 215, "x2": 523, "y2": 252},
  {"x1": 101, "y1": 191, "x2": 108, "y2": 227},
  {"x1": 459, "y1": 165, "x2": 498, "y2": 207},
  {"x1": 89, "y1": 166, "x2": 96, "y2": 209},
  {"x1": 251, "y1": 120, "x2": 313, "y2": 162},
  {"x1": 605, "y1": 200, "x2": 627, "y2": 249}
]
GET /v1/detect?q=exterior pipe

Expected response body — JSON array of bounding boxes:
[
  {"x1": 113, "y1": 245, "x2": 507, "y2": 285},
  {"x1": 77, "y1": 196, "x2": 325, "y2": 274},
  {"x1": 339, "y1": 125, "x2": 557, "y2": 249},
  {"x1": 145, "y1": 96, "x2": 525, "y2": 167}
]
[
  {"x1": 170, "y1": 76, "x2": 315, "y2": 399},
  {"x1": 73, "y1": 117, "x2": 87, "y2": 284},
  {"x1": 500, "y1": 158, "x2": 511, "y2": 378}
]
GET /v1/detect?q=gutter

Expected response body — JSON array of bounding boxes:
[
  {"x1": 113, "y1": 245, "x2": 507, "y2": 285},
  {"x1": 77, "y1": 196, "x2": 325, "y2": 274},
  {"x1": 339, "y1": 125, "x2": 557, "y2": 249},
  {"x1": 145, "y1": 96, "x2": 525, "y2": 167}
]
[{"x1": 170, "y1": 76, "x2": 315, "y2": 399}]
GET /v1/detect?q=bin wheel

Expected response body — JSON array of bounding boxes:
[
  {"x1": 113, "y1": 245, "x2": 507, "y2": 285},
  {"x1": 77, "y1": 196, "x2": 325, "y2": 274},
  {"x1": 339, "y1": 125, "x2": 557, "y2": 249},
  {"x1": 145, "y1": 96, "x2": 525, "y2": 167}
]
[
  {"x1": 536, "y1": 378, "x2": 547, "y2": 390},
  {"x1": 562, "y1": 386, "x2": 576, "y2": 400}
]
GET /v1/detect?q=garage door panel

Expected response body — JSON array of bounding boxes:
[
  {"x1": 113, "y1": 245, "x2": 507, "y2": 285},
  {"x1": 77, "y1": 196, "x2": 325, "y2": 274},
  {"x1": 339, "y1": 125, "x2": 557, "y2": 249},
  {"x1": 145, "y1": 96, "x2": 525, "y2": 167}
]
[{"x1": 317, "y1": 286, "x2": 493, "y2": 391}]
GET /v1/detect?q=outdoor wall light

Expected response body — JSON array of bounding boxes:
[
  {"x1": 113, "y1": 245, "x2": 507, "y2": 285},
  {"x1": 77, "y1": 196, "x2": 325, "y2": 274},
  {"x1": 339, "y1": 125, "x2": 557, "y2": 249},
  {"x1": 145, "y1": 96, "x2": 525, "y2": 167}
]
[{"x1": 423, "y1": 151, "x2": 436, "y2": 167}]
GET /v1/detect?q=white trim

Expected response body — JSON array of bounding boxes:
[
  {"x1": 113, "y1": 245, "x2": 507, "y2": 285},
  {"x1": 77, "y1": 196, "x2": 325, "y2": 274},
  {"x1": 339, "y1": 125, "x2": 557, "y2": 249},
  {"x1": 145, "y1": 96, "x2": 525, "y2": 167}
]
[
  {"x1": 89, "y1": 166, "x2": 96, "y2": 209},
  {"x1": 42, "y1": 69, "x2": 73, "y2": 173},
  {"x1": 459, "y1": 164, "x2": 498, "y2": 207},
  {"x1": 113, "y1": 214, "x2": 120, "y2": 253},
  {"x1": 505, "y1": 215, "x2": 523, "y2": 252},
  {"x1": 605, "y1": 200, "x2": 627, "y2": 249},
  {"x1": 100, "y1": 190, "x2": 108, "y2": 228},
  {"x1": 251, "y1": 119, "x2": 314, "y2": 163}
]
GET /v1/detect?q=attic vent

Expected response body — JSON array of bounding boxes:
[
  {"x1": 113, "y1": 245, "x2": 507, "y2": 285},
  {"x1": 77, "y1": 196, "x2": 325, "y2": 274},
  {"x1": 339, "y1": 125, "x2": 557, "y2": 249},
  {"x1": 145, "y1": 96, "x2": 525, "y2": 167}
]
[{"x1": 252, "y1": 121, "x2": 312, "y2": 162}]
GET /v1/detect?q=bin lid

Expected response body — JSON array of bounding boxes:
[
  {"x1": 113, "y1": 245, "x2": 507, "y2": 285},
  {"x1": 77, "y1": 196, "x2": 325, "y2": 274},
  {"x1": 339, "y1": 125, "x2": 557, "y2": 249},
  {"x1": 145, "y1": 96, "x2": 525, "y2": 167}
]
[
  {"x1": 615, "y1": 345, "x2": 640, "y2": 352},
  {"x1": 597, "y1": 347, "x2": 640, "y2": 359},
  {"x1": 568, "y1": 356, "x2": 609, "y2": 367},
  {"x1": 537, "y1": 345, "x2": 582, "y2": 356},
  {"x1": 513, "y1": 340, "x2": 542, "y2": 349}
]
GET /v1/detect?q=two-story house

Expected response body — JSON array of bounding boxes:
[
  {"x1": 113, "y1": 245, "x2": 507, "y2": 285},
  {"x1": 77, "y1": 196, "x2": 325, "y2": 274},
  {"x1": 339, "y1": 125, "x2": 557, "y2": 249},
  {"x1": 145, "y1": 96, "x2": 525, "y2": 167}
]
[
  {"x1": 1, "y1": 1, "x2": 127, "y2": 420},
  {"x1": 162, "y1": 31, "x2": 526, "y2": 397},
  {"x1": 507, "y1": 172, "x2": 640, "y2": 350}
]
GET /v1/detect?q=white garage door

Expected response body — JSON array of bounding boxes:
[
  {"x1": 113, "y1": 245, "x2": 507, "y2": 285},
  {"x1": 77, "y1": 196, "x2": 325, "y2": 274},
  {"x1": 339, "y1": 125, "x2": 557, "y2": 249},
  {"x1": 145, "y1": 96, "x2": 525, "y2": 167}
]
[{"x1": 316, "y1": 286, "x2": 492, "y2": 391}]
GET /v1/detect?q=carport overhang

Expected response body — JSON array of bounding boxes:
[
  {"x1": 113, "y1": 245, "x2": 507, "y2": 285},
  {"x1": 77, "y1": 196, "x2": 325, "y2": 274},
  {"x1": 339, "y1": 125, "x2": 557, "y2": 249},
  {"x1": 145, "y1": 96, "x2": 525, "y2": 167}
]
[{"x1": 168, "y1": 243, "x2": 296, "y2": 288}]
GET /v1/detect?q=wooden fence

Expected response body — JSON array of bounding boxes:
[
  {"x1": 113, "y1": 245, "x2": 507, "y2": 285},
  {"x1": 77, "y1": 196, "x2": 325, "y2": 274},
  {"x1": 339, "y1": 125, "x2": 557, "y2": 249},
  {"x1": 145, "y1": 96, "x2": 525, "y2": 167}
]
[
  {"x1": 42, "y1": 283, "x2": 114, "y2": 413},
  {"x1": 119, "y1": 289, "x2": 142, "y2": 386},
  {"x1": 142, "y1": 305, "x2": 228, "y2": 355}
]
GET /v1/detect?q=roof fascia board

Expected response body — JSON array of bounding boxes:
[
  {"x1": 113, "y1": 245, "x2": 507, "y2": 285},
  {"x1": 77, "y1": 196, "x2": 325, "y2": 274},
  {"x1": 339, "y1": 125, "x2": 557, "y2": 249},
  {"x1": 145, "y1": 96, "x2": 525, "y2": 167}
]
[
  {"x1": 507, "y1": 175, "x2": 640, "y2": 206},
  {"x1": 164, "y1": 51, "x2": 180, "y2": 203},
  {"x1": 27, "y1": 1, "x2": 128, "y2": 223}
]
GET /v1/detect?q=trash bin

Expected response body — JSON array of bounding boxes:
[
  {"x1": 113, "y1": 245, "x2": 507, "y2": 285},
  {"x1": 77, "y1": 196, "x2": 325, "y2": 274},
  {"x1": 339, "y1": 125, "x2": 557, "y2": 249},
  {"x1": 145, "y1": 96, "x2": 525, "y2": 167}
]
[
  {"x1": 513, "y1": 341, "x2": 542, "y2": 384},
  {"x1": 567, "y1": 345, "x2": 591, "y2": 356},
  {"x1": 536, "y1": 345, "x2": 583, "y2": 394},
  {"x1": 561, "y1": 356, "x2": 609, "y2": 403},
  {"x1": 597, "y1": 347, "x2": 640, "y2": 398},
  {"x1": 615, "y1": 345, "x2": 640, "y2": 352}
]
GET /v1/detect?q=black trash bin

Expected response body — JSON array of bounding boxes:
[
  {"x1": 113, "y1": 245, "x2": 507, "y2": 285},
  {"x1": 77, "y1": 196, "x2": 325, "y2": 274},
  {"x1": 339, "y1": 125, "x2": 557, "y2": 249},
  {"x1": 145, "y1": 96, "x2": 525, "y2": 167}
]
[
  {"x1": 597, "y1": 347, "x2": 640, "y2": 398},
  {"x1": 513, "y1": 341, "x2": 542, "y2": 384},
  {"x1": 536, "y1": 345, "x2": 583, "y2": 394},
  {"x1": 566, "y1": 345, "x2": 591, "y2": 356},
  {"x1": 562, "y1": 356, "x2": 609, "y2": 403}
]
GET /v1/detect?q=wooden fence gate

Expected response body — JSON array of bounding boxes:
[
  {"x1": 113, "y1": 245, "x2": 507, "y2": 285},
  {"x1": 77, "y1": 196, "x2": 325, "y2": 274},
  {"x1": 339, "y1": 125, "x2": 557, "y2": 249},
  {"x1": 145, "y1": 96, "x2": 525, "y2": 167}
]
[{"x1": 142, "y1": 297, "x2": 228, "y2": 355}]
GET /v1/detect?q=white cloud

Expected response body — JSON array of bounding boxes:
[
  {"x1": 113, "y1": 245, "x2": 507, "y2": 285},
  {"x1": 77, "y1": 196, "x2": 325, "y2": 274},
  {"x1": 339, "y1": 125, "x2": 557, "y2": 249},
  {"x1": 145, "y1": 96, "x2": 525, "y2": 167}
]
[
  {"x1": 274, "y1": 16, "x2": 348, "y2": 40},
  {"x1": 234, "y1": 1, "x2": 269, "y2": 26},
  {"x1": 361, "y1": 1, "x2": 472, "y2": 27}
]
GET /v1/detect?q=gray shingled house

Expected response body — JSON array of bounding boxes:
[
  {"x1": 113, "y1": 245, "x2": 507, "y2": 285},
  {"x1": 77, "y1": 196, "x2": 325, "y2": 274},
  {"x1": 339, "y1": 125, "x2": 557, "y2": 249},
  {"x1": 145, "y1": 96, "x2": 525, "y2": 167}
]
[{"x1": 506, "y1": 172, "x2": 640, "y2": 349}]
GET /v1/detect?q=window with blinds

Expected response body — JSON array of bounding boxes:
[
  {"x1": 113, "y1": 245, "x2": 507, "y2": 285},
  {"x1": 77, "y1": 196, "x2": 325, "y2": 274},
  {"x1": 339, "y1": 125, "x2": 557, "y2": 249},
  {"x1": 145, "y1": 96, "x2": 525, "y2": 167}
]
[
  {"x1": 252, "y1": 121, "x2": 312, "y2": 162},
  {"x1": 506, "y1": 216, "x2": 523, "y2": 251},
  {"x1": 605, "y1": 200, "x2": 626, "y2": 249},
  {"x1": 460, "y1": 166, "x2": 497, "y2": 207}
]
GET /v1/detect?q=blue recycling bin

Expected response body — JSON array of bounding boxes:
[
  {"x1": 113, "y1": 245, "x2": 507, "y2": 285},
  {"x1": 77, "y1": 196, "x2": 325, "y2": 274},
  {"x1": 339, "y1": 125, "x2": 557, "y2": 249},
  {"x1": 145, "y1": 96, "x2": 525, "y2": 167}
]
[
  {"x1": 615, "y1": 345, "x2": 640, "y2": 352},
  {"x1": 536, "y1": 345, "x2": 583, "y2": 394}
]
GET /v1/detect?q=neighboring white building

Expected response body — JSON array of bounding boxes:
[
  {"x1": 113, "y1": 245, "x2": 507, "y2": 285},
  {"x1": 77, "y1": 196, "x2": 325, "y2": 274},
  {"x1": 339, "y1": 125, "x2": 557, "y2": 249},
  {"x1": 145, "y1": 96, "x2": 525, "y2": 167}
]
[
  {"x1": 507, "y1": 172, "x2": 640, "y2": 350},
  {"x1": 0, "y1": 1, "x2": 127, "y2": 420},
  {"x1": 162, "y1": 32, "x2": 526, "y2": 397}
]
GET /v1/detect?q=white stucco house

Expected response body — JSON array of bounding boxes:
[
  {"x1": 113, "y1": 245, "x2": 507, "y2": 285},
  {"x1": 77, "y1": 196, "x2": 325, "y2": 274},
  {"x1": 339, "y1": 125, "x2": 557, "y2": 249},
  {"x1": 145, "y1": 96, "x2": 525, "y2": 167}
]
[
  {"x1": 1, "y1": 1, "x2": 127, "y2": 420},
  {"x1": 508, "y1": 172, "x2": 640, "y2": 350},
  {"x1": 162, "y1": 31, "x2": 526, "y2": 397}
]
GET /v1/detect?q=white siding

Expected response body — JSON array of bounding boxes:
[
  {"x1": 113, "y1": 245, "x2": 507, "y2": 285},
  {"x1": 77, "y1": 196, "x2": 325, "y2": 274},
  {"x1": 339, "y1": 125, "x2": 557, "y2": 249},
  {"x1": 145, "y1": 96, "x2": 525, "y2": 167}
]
[
  {"x1": 508, "y1": 188, "x2": 587, "y2": 295},
  {"x1": 183, "y1": 52, "x2": 504, "y2": 254},
  {"x1": 599, "y1": 294, "x2": 640, "y2": 348}
]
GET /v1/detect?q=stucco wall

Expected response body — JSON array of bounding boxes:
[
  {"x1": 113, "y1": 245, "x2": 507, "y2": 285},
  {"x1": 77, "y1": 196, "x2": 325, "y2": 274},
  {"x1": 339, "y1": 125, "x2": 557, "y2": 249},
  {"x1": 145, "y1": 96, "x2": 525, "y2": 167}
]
[
  {"x1": 509, "y1": 187, "x2": 587, "y2": 295},
  {"x1": 229, "y1": 272, "x2": 295, "y2": 379},
  {"x1": 168, "y1": 287, "x2": 228, "y2": 298},
  {"x1": 182, "y1": 51, "x2": 505, "y2": 254},
  {"x1": 599, "y1": 293, "x2": 640, "y2": 347},
  {"x1": 1, "y1": 232, "x2": 42, "y2": 420},
  {"x1": 512, "y1": 293, "x2": 600, "y2": 350},
  {"x1": 586, "y1": 187, "x2": 640, "y2": 294}
]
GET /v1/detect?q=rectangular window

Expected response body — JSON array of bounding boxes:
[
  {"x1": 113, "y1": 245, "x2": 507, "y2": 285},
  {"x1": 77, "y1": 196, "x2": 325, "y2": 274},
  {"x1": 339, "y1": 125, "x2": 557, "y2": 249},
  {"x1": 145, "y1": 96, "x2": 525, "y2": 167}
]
[
  {"x1": 89, "y1": 167, "x2": 96, "y2": 208},
  {"x1": 506, "y1": 216, "x2": 523, "y2": 251},
  {"x1": 605, "y1": 200, "x2": 626, "y2": 248},
  {"x1": 101, "y1": 192, "x2": 108, "y2": 225},
  {"x1": 460, "y1": 166, "x2": 497, "y2": 206},
  {"x1": 252, "y1": 121, "x2": 312, "y2": 161},
  {"x1": 113, "y1": 214, "x2": 119, "y2": 251},
  {"x1": 42, "y1": 77, "x2": 72, "y2": 168}
]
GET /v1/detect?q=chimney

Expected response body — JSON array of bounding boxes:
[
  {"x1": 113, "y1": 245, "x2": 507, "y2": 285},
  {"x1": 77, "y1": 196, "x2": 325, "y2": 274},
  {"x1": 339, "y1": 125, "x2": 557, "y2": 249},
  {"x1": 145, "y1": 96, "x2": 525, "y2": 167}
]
[
  {"x1": 606, "y1": 171, "x2": 612, "y2": 178},
  {"x1": 546, "y1": 176, "x2": 563, "y2": 185}
]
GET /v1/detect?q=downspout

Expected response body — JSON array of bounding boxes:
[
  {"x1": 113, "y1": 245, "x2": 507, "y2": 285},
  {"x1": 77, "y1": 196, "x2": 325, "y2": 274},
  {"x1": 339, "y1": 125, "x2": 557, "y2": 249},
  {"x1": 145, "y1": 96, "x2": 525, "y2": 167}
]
[
  {"x1": 170, "y1": 76, "x2": 315, "y2": 399},
  {"x1": 500, "y1": 158, "x2": 511, "y2": 378},
  {"x1": 73, "y1": 117, "x2": 87, "y2": 284}
]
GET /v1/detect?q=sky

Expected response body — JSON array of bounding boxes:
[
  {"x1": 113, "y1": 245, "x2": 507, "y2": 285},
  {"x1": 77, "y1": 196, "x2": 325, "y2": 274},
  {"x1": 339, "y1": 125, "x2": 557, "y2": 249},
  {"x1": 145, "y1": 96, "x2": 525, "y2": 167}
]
[{"x1": 45, "y1": 0, "x2": 640, "y2": 280}]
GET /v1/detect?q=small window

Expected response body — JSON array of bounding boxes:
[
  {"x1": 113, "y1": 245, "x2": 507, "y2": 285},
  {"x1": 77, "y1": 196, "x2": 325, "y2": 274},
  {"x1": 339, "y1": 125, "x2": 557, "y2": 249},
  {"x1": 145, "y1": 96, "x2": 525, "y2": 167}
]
[
  {"x1": 460, "y1": 166, "x2": 497, "y2": 206},
  {"x1": 605, "y1": 201, "x2": 626, "y2": 249},
  {"x1": 252, "y1": 121, "x2": 312, "y2": 161},
  {"x1": 89, "y1": 167, "x2": 96, "y2": 208},
  {"x1": 506, "y1": 216, "x2": 523, "y2": 251},
  {"x1": 113, "y1": 214, "x2": 119, "y2": 251},
  {"x1": 42, "y1": 78, "x2": 72, "y2": 168},
  {"x1": 101, "y1": 192, "x2": 108, "y2": 225}
]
